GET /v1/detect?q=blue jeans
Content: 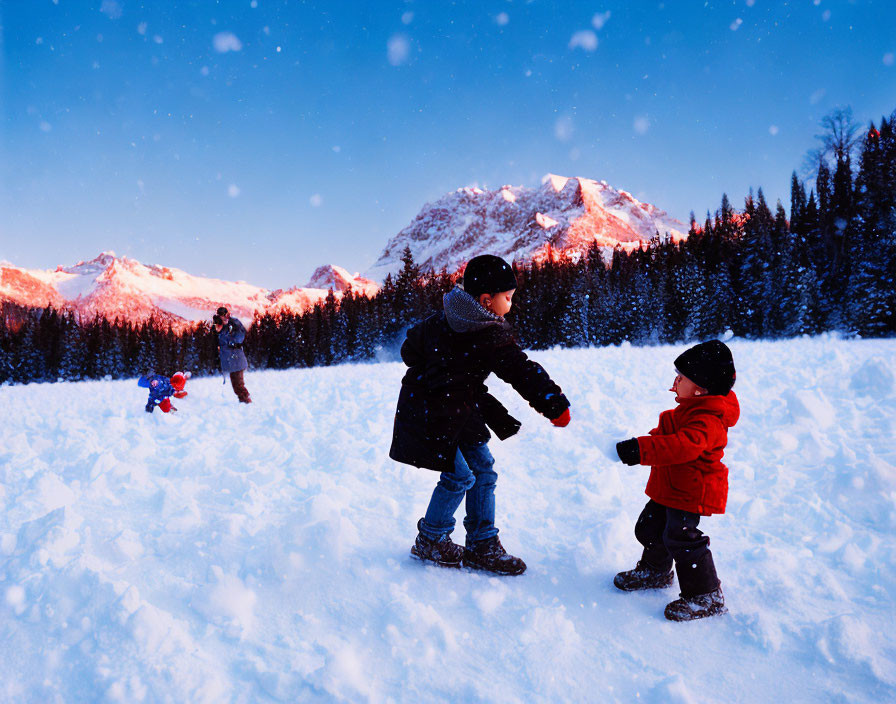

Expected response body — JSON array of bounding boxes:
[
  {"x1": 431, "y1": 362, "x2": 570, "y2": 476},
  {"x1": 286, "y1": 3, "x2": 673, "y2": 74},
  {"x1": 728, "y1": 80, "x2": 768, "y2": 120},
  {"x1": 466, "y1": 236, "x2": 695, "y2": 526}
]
[{"x1": 420, "y1": 442, "x2": 499, "y2": 546}]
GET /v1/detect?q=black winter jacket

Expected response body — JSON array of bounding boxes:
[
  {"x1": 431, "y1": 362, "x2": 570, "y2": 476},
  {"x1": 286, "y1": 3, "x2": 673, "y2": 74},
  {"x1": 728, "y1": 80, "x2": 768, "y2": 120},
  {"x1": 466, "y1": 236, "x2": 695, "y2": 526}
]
[{"x1": 389, "y1": 295, "x2": 569, "y2": 472}]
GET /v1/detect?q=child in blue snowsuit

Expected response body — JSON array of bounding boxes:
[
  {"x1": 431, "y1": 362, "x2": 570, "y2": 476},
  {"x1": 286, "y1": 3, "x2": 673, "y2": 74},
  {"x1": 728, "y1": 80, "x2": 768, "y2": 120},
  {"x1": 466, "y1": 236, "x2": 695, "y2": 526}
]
[{"x1": 138, "y1": 372, "x2": 189, "y2": 413}]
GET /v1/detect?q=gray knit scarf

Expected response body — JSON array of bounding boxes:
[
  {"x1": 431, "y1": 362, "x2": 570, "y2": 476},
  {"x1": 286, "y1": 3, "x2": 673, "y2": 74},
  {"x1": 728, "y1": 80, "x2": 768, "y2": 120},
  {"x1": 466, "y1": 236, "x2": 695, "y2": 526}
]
[{"x1": 443, "y1": 286, "x2": 508, "y2": 333}]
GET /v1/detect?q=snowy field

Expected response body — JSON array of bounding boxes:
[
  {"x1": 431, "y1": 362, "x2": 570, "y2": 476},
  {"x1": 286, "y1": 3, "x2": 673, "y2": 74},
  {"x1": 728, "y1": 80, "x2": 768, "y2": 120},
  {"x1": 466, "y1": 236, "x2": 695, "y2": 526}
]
[{"x1": 1, "y1": 336, "x2": 895, "y2": 703}]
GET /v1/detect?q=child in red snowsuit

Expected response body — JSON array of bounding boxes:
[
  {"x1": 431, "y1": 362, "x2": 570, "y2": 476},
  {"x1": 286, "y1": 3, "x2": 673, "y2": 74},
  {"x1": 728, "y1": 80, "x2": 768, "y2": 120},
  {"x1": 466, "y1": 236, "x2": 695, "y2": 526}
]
[{"x1": 613, "y1": 340, "x2": 739, "y2": 621}]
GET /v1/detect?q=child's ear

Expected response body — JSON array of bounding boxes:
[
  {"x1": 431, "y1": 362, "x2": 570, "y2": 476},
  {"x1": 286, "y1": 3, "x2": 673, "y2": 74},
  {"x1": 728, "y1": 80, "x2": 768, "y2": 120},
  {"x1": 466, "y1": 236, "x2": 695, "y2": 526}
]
[{"x1": 478, "y1": 294, "x2": 492, "y2": 308}]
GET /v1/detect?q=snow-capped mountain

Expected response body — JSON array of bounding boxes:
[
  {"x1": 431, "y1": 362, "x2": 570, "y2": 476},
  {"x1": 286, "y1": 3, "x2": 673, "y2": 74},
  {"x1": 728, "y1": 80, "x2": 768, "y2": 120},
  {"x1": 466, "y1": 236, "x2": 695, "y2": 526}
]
[
  {"x1": 0, "y1": 252, "x2": 379, "y2": 326},
  {"x1": 2, "y1": 175, "x2": 684, "y2": 324},
  {"x1": 366, "y1": 174, "x2": 688, "y2": 280},
  {"x1": 306, "y1": 264, "x2": 379, "y2": 298}
]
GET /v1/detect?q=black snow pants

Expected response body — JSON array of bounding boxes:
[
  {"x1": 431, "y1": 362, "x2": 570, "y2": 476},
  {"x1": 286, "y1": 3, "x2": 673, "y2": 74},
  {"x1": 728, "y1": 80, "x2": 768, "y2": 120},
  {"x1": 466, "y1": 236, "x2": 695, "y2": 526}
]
[{"x1": 635, "y1": 499, "x2": 721, "y2": 597}]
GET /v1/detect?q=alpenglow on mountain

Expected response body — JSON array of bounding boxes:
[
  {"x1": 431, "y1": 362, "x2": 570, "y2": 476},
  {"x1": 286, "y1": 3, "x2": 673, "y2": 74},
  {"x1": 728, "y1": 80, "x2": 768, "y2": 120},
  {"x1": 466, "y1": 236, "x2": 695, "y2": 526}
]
[
  {"x1": 0, "y1": 252, "x2": 378, "y2": 327},
  {"x1": 366, "y1": 174, "x2": 688, "y2": 281},
  {"x1": 1, "y1": 175, "x2": 686, "y2": 326}
]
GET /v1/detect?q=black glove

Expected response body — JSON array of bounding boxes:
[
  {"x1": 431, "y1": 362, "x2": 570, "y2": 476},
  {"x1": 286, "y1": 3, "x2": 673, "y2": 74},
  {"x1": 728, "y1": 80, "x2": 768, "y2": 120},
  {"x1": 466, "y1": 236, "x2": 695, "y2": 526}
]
[{"x1": 616, "y1": 438, "x2": 641, "y2": 466}]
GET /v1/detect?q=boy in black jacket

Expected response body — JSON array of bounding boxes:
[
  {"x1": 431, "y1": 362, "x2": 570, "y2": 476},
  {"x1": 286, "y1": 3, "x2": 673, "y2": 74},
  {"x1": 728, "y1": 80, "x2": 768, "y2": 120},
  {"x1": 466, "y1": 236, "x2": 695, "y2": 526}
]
[{"x1": 390, "y1": 255, "x2": 571, "y2": 575}]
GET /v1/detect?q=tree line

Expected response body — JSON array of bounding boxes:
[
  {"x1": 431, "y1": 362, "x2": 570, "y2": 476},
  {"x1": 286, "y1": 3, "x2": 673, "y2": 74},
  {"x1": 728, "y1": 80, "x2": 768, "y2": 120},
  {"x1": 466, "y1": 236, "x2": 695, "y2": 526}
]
[{"x1": 2, "y1": 107, "x2": 893, "y2": 385}]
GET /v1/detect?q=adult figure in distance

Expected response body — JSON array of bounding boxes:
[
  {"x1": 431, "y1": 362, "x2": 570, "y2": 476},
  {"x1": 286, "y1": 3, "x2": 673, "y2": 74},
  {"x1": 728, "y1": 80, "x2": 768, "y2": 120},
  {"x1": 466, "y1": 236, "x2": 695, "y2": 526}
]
[{"x1": 213, "y1": 305, "x2": 252, "y2": 404}]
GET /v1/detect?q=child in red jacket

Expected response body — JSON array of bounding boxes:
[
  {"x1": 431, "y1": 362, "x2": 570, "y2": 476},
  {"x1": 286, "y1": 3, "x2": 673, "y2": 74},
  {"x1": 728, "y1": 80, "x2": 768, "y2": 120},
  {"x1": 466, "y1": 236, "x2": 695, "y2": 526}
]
[{"x1": 613, "y1": 340, "x2": 739, "y2": 621}]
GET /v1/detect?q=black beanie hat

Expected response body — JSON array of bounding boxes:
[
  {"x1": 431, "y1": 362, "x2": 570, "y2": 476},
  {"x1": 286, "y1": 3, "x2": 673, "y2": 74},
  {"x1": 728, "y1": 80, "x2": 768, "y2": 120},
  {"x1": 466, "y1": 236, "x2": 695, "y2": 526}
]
[
  {"x1": 674, "y1": 340, "x2": 736, "y2": 396},
  {"x1": 462, "y1": 255, "x2": 518, "y2": 298},
  {"x1": 217, "y1": 306, "x2": 229, "y2": 316}
]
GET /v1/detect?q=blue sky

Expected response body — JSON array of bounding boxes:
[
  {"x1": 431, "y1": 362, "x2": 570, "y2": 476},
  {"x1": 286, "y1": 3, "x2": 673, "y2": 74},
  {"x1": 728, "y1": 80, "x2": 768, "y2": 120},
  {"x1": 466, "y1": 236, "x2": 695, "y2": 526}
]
[{"x1": 2, "y1": 0, "x2": 895, "y2": 288}]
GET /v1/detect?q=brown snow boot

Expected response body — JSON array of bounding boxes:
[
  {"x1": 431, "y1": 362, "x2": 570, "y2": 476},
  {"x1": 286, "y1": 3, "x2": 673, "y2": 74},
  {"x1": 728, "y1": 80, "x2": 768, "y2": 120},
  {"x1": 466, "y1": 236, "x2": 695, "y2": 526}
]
[
  {"x1": 230, "y1": 371, "x2": 252, "y2": 403},
  {"x1": 463, "y1": 536, "x2": 526, "y2": 576},
  {"x1": 410, "y1": 519, "x2": 464, "y2": 568},
  {"x1": 613, "y1": 561, "x2": 675, "y2": 591},
  {"x1": 664, "y1": 587, "x2": 727, "y2": 621}
]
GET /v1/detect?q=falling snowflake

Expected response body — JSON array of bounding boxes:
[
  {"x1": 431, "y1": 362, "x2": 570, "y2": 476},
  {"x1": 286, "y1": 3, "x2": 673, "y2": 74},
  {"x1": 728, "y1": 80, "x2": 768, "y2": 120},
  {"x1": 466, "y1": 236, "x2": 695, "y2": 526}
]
[
  {"x1": 730, "y1": 18, "x2": 743, "y2": 31},
  {"x1": 496, "y1": 12, "x2": 509, "y2": 26},
  {"x1": 213, "y1": 32, "x2": 243, "y2": 53},
  {"x1": 100, "y1": 0, "x2": 123, "y2": 20},
  {"x1": 387, "y1": 34, "x2": 410, "y2": 66},
  {"x1": 228, "y1": 185, "x2": 240, "y2": 198},
  {"x1": 633, "y1": 116, "x2": 649, "y2": 135},
  {"x1": 592, "y1": 11, "x2": 611, "y2": 30},
  {"x1": 769, "y1": 125, "x2": 779, "y2": 136},
  {"x1": 568, "y1": 30, "x2": 598, "y2": 52},
  {"x1": 554, "y1": 116, "x2": 574, "y2": 142},
  {"x1": 310, "y1": 194, "x2": 323, "y2": 207}
]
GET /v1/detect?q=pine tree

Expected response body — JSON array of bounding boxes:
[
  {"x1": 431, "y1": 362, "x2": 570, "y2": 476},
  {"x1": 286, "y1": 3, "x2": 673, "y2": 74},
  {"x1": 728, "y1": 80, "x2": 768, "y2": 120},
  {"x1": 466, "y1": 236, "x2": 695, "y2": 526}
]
[
  {"x1": 59, "y1": 312, "x2": 87, "y2": 380},
  {"x1": 558, "y1": 257, "x2": 590, "y2": 347},
  {"x1": 393, "y1": 246, "x2": 425, "y2": 330},
  {"x1": 790, "y1": 172, "x2": 805, "y2": 237},
  {"x1": 765, "y1": 202, "x2": 791, "y2": 336},
  {"x1": 13, "y1": 312, "x2": 47, "y2": 383},
  {"x1": 845, "y1": 120, "x2": 896, "y2": 335},
  {"x1": 0, "y1": 307, "x2": 12, "y2": 385},
  {"x1": 701, "y1": 227, "x2": 733, "y2": 338},
  {"x1": 739, "y1": 189, "x2": 776, "y2": 337}
]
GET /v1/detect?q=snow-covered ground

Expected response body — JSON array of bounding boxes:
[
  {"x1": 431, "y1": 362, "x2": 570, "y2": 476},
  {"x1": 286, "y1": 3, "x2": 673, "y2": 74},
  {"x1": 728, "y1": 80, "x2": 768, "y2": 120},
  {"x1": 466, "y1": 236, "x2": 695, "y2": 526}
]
[{"x1": 1, "y1": 336, "x2": 895, "y2": 703}]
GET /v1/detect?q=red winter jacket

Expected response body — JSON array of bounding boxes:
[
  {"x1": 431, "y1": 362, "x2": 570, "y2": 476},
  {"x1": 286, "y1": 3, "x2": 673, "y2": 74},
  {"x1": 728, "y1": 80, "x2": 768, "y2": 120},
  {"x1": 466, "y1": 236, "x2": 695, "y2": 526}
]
[{"x1": 636, "y1": 392, "x2": 740, "y2": 516}]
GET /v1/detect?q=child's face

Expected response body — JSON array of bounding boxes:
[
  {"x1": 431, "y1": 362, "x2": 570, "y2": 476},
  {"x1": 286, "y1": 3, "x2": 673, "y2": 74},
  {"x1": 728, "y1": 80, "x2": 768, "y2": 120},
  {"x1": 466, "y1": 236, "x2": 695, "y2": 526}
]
[
  {"x1": 479, "y1": 289, "x2": 515, "y2": 317},
  {"x1": 670, "y1": 370, "x2": 706, "y2": 400}
]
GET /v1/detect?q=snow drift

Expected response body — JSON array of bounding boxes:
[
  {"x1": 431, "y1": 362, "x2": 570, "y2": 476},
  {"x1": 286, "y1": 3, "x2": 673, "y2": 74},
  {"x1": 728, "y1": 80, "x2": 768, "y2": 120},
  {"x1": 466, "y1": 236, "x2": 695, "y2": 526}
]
[{"x1": 1, "y1": 337, "x2": 894, "y2": 702}]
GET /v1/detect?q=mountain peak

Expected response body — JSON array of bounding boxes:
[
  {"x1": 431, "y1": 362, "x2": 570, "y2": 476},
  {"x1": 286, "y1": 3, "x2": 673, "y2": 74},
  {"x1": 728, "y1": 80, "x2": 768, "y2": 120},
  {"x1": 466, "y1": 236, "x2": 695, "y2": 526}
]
[
  {"x1": 544, "y1": 173, "x2": 571, "y2": 193},
  {"x1": 307, "y1": 264, "x2": 379, "y2": 297},
  {"x1": 365, "y1": 174, "x2": 686, "y2": 280},
  {"x1": 59, "y1": 251, "x2": 122, "y2": 277}
]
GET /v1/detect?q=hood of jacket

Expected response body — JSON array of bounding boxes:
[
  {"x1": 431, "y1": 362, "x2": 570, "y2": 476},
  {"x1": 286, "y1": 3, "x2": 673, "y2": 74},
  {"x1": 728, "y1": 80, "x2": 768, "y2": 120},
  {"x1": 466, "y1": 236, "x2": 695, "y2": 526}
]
[
  {"x1": 676, "y1": 390, "x2": 740, "y2": 428},
  {"x1": 442, "y1": 286, "x2": 508, "y2": 333}
]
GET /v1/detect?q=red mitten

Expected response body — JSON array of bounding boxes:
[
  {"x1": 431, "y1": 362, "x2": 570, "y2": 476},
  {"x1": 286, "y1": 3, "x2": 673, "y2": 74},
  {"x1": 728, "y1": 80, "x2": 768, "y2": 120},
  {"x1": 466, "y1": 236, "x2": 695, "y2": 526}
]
[
  {"x1": 173, "y1": 390, "x2": 188, "y2": 399},
  {"x1": 551, "y1": 408, "x2": 571, "y2": 427},
  {"x1": 159, "y1": 398, "x2": 172, "y2": 413}
]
